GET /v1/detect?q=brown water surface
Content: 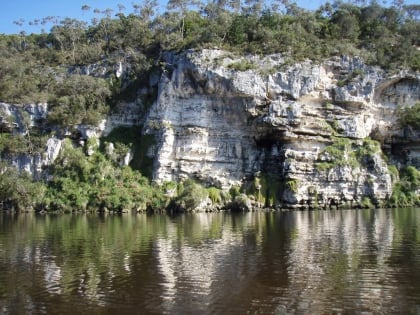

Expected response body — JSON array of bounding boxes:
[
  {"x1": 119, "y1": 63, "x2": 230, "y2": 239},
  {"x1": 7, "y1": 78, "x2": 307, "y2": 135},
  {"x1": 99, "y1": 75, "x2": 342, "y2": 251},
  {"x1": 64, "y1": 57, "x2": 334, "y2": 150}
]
[{"x1": 0, "y1": 208, "x2": 419, "y2": 314}]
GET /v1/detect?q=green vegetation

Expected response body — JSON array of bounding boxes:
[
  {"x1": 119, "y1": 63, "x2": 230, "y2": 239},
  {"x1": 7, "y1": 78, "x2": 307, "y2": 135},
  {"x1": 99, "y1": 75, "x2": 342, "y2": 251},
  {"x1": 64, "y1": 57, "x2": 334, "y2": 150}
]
[
  {"x1": 316, "y1": 137, "x2": 382, "y2": 171},
  {"x1": 396, "y1": 103, "x2": 420, "y2": 130},
  {"x1": 389, "y1": 166, "x2": 420, "y2": 207},
  {"x1": 47, "y1": 75, "x2": 111, "y2": 127},
  {"x1": 207, "y1": 186, "x2": 223, "y2": 204},
  {"x1": 336, "y1": 69, "x2": 365, "y2": 87},
  {"x1": 286, "y1": 179, "x2": 299, "y2": 193},
  {"x1": 316, "y1": 137, "x2": 355, "y2": 171},
  {"x1": 356, "y1": 138, "x2": 382, "y2": 161},
  {"x1": 0, "y1": 138, "x2": 167, "y2": 212},
  {"x1": 44, "y1": 139, "x2": 167, "y2": 212},
  {"x1": 0, "y1": 162, "x2": 46, "y2": 211},
  {"x1": 361, "y1": 196, "x2": 375, "y2": 209},
  {"x1": 0, "y1": 0, "x2": 419, "y2": 211},
  {"x1": 171, "y1": 179, "x2": 209, "y2": 211},
  {"x1": 0, "y1": 133, "x2": 47, "y2": 155},
  {"x1": 244, "y1": 172, "x2": 283, "y2": 207},
  {"x1": 227, "y1": 60, "x2": 256, "y2": 71},
  {"x1": 0, "y1": 0, "x2": 418, "y2": 107},
  {"x1": 102, "y1": 126, "x2": 156, "y2": 179}
]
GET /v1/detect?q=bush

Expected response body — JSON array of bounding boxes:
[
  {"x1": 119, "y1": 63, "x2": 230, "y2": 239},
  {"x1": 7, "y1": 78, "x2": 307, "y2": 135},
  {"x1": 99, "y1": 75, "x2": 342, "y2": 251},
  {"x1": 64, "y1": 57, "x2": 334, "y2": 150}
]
[
  {"x1": 397, "y1": 103, "x2": 420, "y2": 130},
  {"x1": 361, "y1": 196, "x2": 374, "y2": 209},
  {"x1": 389, "y1": 166, "x2": 420, "y2": 208},
  {"x1": 0, "y1": 163, "x2": 46, "y2": 210},
  {"x1": 47, "y1": 75, "x2": 111, "y2": 127},
  {"x1": 227, "y1": 60, "x2": 256, "y2": 71},
  {"x1": 43, "y1": 140, "x2": 167, "y2": 212},
  {"x1": 207, "y1": 187, "x2": 222, "y2": 204},
  {"x1": 227, "y1": 194, "x2": 252, "y2": 211},
  {"x1": 173, "y1": 179, "x2": 208, "y2": 211}
]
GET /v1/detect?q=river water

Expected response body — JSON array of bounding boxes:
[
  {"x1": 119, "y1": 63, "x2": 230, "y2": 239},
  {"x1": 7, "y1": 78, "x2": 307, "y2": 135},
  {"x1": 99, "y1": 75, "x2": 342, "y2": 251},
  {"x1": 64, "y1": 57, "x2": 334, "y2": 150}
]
[{"x1": 0, "y1": 208, "x2": 419, "y2": 314}]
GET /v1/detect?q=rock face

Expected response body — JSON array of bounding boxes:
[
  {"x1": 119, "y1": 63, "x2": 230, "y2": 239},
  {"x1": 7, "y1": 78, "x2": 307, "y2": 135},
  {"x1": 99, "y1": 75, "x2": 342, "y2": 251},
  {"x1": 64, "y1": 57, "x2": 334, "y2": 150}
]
[
  {"x1": 3, "y1": 137, "x2": 62, "y2": 180},
  {"x1": 145, "y1": 49, "x2": 420, "y2": 208},
  {"x1": 0, "y1": 102, "x2": 61, "y2": 179},
  {"x1": 1, "y1": 50, "x2": 419, "y2": 209}
]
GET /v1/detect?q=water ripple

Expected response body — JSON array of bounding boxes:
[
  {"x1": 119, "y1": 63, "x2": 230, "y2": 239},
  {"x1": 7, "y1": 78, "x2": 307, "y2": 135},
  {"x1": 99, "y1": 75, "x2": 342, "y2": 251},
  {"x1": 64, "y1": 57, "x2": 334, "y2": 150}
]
[{"x1": 0, "y1": 209, "x2": 419, "y2": 314}]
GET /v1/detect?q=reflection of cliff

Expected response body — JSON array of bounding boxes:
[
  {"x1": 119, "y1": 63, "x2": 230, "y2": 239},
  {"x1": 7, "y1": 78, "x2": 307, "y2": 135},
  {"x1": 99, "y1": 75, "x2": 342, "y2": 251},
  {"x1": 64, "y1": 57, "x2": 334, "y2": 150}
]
[
  {"x1": 155, "y1": 213, "x2": 264, "y2": 313},
  {"x1": 285, "y1": 210, "x2": 398, "y2": 313},
  {"x1": 0, "y1": 211, "x2": 419, "y2": 314}
]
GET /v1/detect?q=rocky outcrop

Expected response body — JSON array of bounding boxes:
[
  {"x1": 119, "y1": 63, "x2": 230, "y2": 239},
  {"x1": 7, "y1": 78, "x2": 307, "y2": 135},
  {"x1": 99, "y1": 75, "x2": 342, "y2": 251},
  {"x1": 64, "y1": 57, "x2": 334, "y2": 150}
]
[
  {"x1": 0, "y1": 102, "x2": 48, "y2": 132},
  {"x1": 1, "y1": 50, "x2": 419, "y2": 209},
  {"x1": 0, "y1": 103, "x2": 60, "y2": 178},
  {"x1": 145, "y1": 49, "x2": 420, "y2": 208}
]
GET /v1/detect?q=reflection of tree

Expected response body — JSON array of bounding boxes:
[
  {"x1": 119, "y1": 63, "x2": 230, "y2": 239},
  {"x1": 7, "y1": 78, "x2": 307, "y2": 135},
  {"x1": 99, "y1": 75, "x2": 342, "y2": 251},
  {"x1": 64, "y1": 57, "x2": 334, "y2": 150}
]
[
  {"x1": 284, "y1": 209, "x2": 420, "y2": 314},
  {"x1": 0, "y1": 210, "x2": 419, "y2": 314},
  {"x1": 0, "y1": 214, "x2": 167, "y2": 313}
]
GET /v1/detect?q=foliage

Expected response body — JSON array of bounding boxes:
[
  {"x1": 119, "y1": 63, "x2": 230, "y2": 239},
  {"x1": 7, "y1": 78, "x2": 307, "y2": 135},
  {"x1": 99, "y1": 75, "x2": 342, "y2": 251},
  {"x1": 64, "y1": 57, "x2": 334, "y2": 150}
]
[
  {"x1": 355, "y1": 138, "x2": 382, "y2": 165},
  {"x1": 286, "y1": 179, "x2": 299, "y2": 193},
  {"x1": 47, "y1": 75, "x2": 111, "y2": 126},
  {"x1": 361, "y1": 196, "x2": 374, "y2": 209},
  {"x1": 229, "y1": 194, "x2": 251, "y2": 211},
  {"x1": 316, "y1": 137, "x2": 356, "y2": 171},
  {"x1": 388, "y1": 165, "x2": 399, "y2": 182},
  {"x1": 228, "y1": 60, "x2": 256, "y2": 71},
  {"x1": 0, "y1": 133, "x2": 48, "y2": 155},
  {"x1": 229, "y1": 185, "x2": 241, "y2": 199},
  {"x1": 172, "y1": 179, "x2": 208, "y2": 211},
  {"x1": 389, "y1": 166, "x2": 420, "y2": 207},
  {"x1": 207, "y1": 186, "x2": 223, "y2": 204},
  {"x1": 245, "y1": 172, "x2": 283, "y2": 207},
  {"x1": 43, "y1": 139, "x2": 167, "y2": 212},
  {"x1": 396, "y1": 103, "x2": 420, "y2": 130},
  {"x1": 316, "y1": 137, "x2": 382, "y2": 171},
  {"x1": 101, "y1": 126, "x2": 156, "y2": 178},
  {"x1": 0, "y1": 163, "x2": 46, "y2": 210}
]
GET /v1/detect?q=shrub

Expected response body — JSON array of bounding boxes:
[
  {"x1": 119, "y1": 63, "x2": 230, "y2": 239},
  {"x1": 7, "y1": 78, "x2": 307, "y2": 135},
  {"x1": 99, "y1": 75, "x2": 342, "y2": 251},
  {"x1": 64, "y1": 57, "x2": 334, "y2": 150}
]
[
  {"x1": 396, "y1": 103, "x2": 420, "y2": 130},
  {"x1": 389, "y1": 166, "x2": 420, "y2": 208},
  {"x1": 286, "y1": 179, "x2": 299, "y2": 193},
  {"x1": 174, "y1": 179, "x2": 208, "y2": 211},
  {"x1": 227, "y1": 60, "x2": 256, "y2": 71},
  {"x1": 361, "y1": 196, "x2": 374, "y2": 209},
  {"x1": 207, "y1": 187, "x2": 222, "y2": 204}
]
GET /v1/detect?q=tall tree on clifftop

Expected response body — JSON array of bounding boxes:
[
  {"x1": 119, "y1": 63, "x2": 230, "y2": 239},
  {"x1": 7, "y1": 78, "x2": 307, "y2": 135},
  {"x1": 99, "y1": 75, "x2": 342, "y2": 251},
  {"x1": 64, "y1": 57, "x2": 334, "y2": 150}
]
[{"x1": 167, "y1": 0, "x2": 201, "y2": 39}]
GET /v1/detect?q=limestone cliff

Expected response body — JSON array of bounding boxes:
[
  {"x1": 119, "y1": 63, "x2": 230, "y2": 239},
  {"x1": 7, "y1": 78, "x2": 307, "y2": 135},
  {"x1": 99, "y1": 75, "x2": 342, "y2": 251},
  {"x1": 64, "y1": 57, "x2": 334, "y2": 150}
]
[
  {"x1": 145, "y1": 49, "x2": 419, "y2": 208},
  {"x1": 1, "y1": 49, "x2": 419, "y2": 209}
]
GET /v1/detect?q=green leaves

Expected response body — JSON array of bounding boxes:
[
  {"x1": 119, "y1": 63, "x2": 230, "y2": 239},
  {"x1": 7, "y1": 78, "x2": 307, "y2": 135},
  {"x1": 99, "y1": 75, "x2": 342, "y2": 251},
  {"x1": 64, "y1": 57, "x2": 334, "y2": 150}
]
[
  {"x1": 0, "y1": 163, "x2": 46, "y2": 210},
  {"x1": 397, "y1": 103, "x2": 420, "y2": 130},
  {"x1": 48, "y1": 74, "x2": 111, "y2": 126},
  {"x1": 389, "y1": 166, "x2": 420, "y2": 207},
  {"x1": 45, "y1": 139, "x2": 167, "y2": 212}
]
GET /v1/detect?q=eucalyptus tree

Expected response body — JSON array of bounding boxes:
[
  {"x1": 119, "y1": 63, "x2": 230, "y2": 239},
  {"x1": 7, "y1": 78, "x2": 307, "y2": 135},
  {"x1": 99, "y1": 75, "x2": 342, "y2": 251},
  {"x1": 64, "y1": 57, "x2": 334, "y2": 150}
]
[
  {"x1": 167, "y1": 0, "x2": 201, "y2": 40},
  {"x1": 201, "y1": 0, "x2": 233, "y2": 44},
  {"x1": 59, "y1": 18, "x2": 87, "y2": 64}
]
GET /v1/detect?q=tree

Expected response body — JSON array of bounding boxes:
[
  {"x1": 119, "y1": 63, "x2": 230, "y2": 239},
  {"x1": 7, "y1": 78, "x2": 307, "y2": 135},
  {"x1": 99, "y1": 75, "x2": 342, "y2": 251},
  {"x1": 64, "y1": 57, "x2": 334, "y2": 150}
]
[
  {"x1": 329, "y1": 3, "x2": 361, "y2": 42},
  {"x1": 48, "y1": 75, "x2": 111, "y2": 127},
  {"x1": 167, "y1": 0, "x2": 200, "y2": 40}
]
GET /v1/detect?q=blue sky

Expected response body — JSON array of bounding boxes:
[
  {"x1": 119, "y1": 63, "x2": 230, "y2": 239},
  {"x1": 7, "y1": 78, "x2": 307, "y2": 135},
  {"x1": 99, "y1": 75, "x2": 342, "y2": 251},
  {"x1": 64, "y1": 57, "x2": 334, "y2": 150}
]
[
  {"x1": 1, "y1": 0, "x2": 417, "y2": 35},
  {"x1": 0, "y1": 0, "x2": 326, "y2": 34}
]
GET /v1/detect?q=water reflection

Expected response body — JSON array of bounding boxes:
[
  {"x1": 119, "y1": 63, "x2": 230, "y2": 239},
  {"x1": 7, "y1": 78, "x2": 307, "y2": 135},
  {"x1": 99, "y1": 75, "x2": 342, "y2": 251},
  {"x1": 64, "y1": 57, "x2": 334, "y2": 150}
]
[{"x1": 0, "y1": 209, "x2": 419, "y2": 314}]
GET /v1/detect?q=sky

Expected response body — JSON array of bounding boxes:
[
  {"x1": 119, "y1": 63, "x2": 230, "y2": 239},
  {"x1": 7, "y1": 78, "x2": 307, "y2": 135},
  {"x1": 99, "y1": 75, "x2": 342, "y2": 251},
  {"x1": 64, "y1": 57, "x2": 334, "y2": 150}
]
[
  {"x1": 0, "y1": 0, "x2": 325, "y2": 35},
  {"x1": 1, "y1": 0, "x2": 418, "y2": 35}
]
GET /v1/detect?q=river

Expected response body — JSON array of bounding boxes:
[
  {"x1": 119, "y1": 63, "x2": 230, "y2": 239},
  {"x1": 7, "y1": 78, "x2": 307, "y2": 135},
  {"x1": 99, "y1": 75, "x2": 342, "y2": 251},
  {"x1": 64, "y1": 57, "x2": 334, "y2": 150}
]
[{"x1": 0, "y1": 208, "x2": 419, "y2": 314}]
